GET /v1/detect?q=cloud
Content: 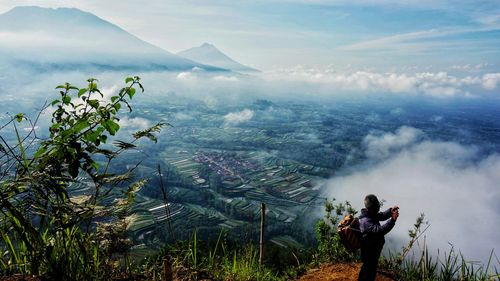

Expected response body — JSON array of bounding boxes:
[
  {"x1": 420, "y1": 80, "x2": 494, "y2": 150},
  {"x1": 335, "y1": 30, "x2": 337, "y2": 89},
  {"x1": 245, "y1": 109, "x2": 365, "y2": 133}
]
[
  {"x1": 363, "y1": 126, "x2": 424, "y2": 159},
  {"x1": 176, "y1": 71, "x2": 196, "y2": 81},
  {"x1": 338, "y1": 24, "x2": 500, "y2": 55},
  {"x1": 269, "y1": 0, "x2": 461, "y2": 9},
  {"x1": 264, "y1": 67, "x2": 500, "y2": 97},
  {"x1": 213, "y1": 75, "x2": 239, "y2": 82},
  {"x1": 176, "y1": 68, "x2": 240, "y2": 83},
  {"x1": 118, "y1": 116, "x2": 151, "y2": 130},
  {"x1": 482, "y1": 73, "x2": 500, "y2": 90},
  {"x1": 324, "y1": 127, "x2": 500, "y2": 265},
  {"x1": 450, "y1": 63, "x2": 491, "y2": 73},
  {"x1": 223, "y1": 108, "x2": 254, "y2": 125},
  {"x1": 340, "y1": 29, "x2": 449, "y2": 51},
  {"x1": 1, "y1": 65, "x2": 499, "y2": 124}
]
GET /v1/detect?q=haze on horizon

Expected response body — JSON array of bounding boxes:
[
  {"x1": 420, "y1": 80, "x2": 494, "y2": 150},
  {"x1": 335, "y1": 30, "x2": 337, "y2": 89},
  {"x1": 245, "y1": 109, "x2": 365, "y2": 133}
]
[{"x1": 1, "y1": 0, "x2": 499, "y2": 72}]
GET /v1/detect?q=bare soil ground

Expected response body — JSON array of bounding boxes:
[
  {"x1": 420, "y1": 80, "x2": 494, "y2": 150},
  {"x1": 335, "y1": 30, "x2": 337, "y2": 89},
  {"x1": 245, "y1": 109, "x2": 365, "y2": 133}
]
[{"x1": 297, "y1": 263, "x2": 395, "y2": 281}]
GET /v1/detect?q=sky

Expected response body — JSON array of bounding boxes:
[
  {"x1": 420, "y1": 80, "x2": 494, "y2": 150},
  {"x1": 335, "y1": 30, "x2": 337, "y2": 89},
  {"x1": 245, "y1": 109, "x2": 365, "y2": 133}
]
[{"x1": 1, "y1": 0, "x2": 499, "y2": 71}]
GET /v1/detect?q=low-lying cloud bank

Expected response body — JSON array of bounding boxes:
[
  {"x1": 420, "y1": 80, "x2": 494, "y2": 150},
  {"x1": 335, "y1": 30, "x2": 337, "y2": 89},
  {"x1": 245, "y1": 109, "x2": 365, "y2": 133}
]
[
  {"x1": 2, "y1": 65, "x2": 500, "y2": 113},
  {"x1": 171, "y1": 66, "x2": 500, "y2": 99},
  {"x1": 324, "y1": 126, "x2": 500, "y2": 264},
  {"x1": 263, "y1": 66, "x2": 500, "y2": 98}
]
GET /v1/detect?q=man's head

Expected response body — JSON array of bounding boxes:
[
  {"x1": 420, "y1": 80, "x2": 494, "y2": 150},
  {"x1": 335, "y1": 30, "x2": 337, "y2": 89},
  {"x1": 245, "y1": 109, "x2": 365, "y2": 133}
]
[{"x1": 364, "y1": 194, "x2": 380, "y2": 213}]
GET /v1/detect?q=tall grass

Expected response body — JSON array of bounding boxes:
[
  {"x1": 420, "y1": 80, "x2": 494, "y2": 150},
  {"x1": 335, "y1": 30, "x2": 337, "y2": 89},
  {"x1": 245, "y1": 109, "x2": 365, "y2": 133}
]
[
  {"x1": 220, "y1": 245, "x2": 277, "y2": 281},
  {"x1": 141, "y1": 229, "x2": 286, "y2": 281},
  {"x1": 381, "y1": 246, "x2": 500, "y2": 281}
]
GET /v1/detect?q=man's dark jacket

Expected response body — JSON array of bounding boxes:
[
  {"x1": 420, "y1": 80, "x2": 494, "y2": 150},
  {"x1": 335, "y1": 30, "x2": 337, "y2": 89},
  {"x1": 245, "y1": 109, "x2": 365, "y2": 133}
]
[
  {"x1": 359, "y1": 208, "x2": 395, "y2": 246},
  {"x1": 358, "y1": 208, "x2": 396, "y2": 281}
]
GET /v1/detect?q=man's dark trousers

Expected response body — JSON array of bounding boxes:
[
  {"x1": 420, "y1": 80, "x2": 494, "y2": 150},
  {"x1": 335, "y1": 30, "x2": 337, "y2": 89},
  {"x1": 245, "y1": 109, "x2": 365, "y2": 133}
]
[{"x1": 358, "y1": 242, "x2": 383, "y2": 281}]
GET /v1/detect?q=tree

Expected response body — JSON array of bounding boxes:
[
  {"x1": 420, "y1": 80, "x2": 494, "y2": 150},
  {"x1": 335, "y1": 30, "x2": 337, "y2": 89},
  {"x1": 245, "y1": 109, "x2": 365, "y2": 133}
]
[{"x1": 0, "y1": 77, "x2": 165, "y2": 279}]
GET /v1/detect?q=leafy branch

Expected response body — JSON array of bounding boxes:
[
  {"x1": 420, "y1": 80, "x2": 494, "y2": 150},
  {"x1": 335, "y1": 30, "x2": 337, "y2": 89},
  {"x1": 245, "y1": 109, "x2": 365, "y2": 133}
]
[{"x1": 0, "y1": 76, "x2": 166, "y2": 279}]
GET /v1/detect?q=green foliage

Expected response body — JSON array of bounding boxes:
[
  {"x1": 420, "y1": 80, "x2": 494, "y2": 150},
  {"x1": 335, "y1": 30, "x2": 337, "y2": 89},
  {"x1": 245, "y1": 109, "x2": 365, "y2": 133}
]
[
  {"x1": 141, "y1": 229, "x2": 288, "y2": 281},
  {"x1": 220, "y1": 245, "x2": 276, "y2": 281},
  {"x1": 0, "y1": 77, "x2": 165, "y2": 279},
  {"x1": 381, "y1": 245, "x2": 500, "y2": 281},
  {"x1": 314, "y1": 198, "x2": 359, "y2": 263}
]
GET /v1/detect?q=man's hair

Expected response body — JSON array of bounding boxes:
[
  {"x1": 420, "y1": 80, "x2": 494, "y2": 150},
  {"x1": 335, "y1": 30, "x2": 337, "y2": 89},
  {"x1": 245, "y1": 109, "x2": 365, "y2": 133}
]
[{"x1": 364, "y1": 194, "x2": 380, "y2": 211}]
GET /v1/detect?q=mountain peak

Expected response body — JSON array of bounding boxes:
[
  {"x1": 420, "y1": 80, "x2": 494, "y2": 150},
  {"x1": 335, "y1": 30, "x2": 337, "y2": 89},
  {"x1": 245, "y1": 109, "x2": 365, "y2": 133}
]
[
  {"x1": 7, "y1": 6, "x2": 78, "y2": 12},
  {"x1": 3, "y1": 6, "x2": 101, "y2": 21},
  {"x1": 0, "y1": 6, "x2": 225, "y2": 71},
  {"x1": 177, "y1": 43, "x2": 258, "y2": 72}
]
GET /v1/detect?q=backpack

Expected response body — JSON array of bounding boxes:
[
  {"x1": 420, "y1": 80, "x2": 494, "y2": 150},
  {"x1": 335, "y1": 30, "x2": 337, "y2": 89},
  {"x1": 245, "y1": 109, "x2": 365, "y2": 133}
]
[{"x1": 337, "y1": 214, "x2": 362, "y2": 251}]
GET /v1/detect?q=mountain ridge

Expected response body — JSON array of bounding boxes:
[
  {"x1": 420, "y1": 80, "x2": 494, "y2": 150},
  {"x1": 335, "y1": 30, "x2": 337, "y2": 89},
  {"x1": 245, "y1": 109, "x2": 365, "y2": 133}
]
[
  {"x1": 0, "y1": 6, "x2": 115, "y2": 31},
  {"x1": 0, "y1": 6, "x2": 227, "y2": 72}
]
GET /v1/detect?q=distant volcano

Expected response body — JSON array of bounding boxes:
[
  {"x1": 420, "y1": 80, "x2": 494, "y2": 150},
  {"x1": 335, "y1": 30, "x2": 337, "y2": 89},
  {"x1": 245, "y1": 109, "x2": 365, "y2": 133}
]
[
  {"x1": 0, "y1": 6, "x2": 225, "y2": 72},
  {"x1": 178, "y1": 43, "x2": 259, "y2": 72}
]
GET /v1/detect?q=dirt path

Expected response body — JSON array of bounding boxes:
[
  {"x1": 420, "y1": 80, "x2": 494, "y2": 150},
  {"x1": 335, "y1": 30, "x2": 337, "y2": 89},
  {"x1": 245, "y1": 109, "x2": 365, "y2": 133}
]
[{"x1": 297, "y1": 263, "x2": 395, "y2": 281}]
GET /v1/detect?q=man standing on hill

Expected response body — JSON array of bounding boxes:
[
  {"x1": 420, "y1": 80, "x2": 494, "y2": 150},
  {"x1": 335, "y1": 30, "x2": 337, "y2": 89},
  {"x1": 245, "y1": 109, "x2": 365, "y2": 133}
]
[{"x1": 358, "y1": 194, "x2": 399, "y2": 281}]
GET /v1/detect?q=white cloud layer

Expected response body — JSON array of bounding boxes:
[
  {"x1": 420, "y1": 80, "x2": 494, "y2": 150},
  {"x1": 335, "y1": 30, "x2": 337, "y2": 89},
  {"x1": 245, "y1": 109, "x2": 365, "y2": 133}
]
[
  {"x1": 264, "y1": 67, "x2": 500, "y2": 98},
  {"x1": 482, "y1": 73, "x2": 500, "y2": 90},
  {"x1": 363, "y1": 126, "x2": 424, "y2": 159},
  {"x1": 163, "y1": 65, "x2": 500, "y2": 100},
  {"x1": 223, "y1": 109, "x2": 254, "y2": 125},
  {"x1": 213, "y1": 75, "x2": 239, "y2": 82},
  {"x1": 324, "y1": 127, "x2": 500, "y2": 264},
  {"x1": 2, "y1": 67, "x2": 500, "y2": 122}
]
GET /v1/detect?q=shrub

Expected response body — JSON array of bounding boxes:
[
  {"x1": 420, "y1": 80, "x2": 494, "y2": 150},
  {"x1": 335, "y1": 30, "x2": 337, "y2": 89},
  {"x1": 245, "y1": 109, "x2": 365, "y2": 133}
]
[
  {"x1": 0, "y1": 77, "x2": 165, "y2": 279},
  {"x1": 315, "y1": 198, "x2": 359, "y2": 263}
]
